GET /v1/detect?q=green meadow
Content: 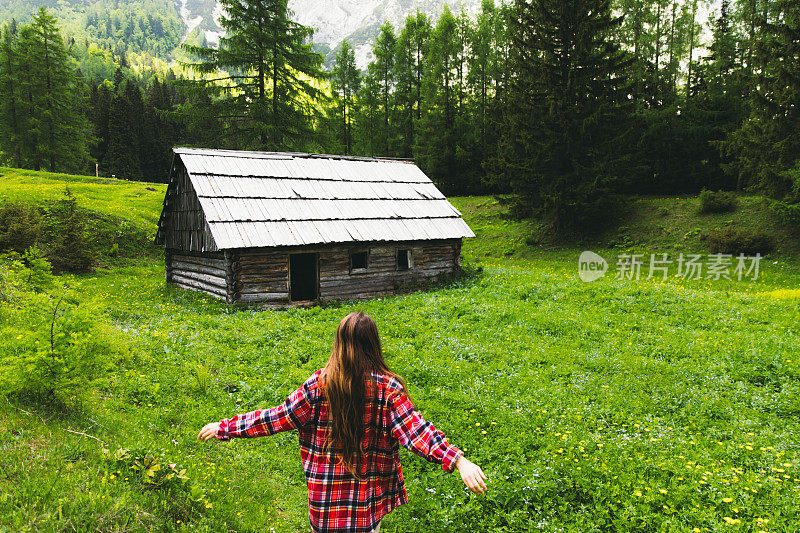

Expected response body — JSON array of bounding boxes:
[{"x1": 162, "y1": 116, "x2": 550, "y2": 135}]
[{"x1": 1, "y1": 170, "x2": 799, "y2": 532}]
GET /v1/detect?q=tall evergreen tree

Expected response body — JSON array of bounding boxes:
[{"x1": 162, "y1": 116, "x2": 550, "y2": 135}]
[
  {"x1": 492, "y1": 0, "x2": 635, "y2": 232},
  {"x1": 12, "y1": 9, "x2": 92, "y2": 173},
  {"x1": 106, "y1": 78, "x2": 142, "y2": 179},
  {"x1": 329, "y1": 41, "x2": 360, "y2": 155},
  {"x1": 722, "y1": 0, "x2": 800, "y2": 210},
  {"x1": 411, "y1": 11, "x2": 431, "y2": 122},
  {"x1": 372, "y1": 22, "x2": 396, "y2": 155},
  {"x1": 415, "y1": 6, "x2": 463, "y2": 191},
  {"x1": 0, "y1": 20, "x2": 23, "y2": 167},
  {"x1": 182, "y1": 0, "x2": 326, "y2": 150},
  {"x1": 88, "y1": 82, "x2": 112, "y2": 173},
  {"x1": 355, "y1": 70, "x2": 382, "y2": 157}
]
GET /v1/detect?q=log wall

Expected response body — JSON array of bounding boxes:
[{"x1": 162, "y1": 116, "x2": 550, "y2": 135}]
[
  {"x1": 165, "y1": 238, "x2": 462, "y2": 305},
  {"x1": 166, "y1": 249, "x2": 229, "y2": 300}
]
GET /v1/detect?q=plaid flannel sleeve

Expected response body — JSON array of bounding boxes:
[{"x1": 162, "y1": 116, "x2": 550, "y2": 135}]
[
  {"x1": 216, "y1": 380, "x2": 315, "y2": 441},
  {"x1": 389, "y1": 391, "x2": 463, "y2": 472}
]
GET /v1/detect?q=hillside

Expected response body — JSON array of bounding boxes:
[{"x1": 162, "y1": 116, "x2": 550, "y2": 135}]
[
  {"x1": 0, "y1": 166, "x2": 165, "y2": 233},
  {"x1": 1, "y1": 167, "x2": 798, "y2": 531},
  {"x1": 454, "y1": 195, "x2": 800, "y2": 260},
  {"x1": 2, "y1": 166, "x2": 798, "y2": 262}
]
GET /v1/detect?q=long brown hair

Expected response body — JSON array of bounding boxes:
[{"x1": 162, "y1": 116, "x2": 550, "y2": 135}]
[{"x1": 321, "y1": 311, "x2": 407, "y2": 477}]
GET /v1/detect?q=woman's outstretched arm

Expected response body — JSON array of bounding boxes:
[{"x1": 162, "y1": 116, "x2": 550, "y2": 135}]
[
  {"x1": 389, "y1": 391, "x2": 488, "y2": 494},
  {"x1": 198, "y1": 378, "x2": 316, "y2": 441}
]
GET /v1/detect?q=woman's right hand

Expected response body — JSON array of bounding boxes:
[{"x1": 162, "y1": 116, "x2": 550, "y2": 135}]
[
  {"x1": 455, "y1": 455, "x2": 487, "y2": 494},
  {"x1": 198, "y1": 422, "x2": 221, "y2": 442}
]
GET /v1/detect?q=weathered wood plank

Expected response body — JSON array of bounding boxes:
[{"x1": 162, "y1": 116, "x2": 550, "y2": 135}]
[
  {"x1": 238, "y1": 263, "x2": 288, "y2": 274},
  {"x1": 237, "y1": 292, "x2": 291, "y2": 303},
  {"x1": 321, "y1": 281, "x2": 393, "y2": 292},
  {"x1": 319, "y1": 270, "x2": 396, "y2": 282},
  {"x1": 173, "y1": 279, "x2": 227, "y2": 298},
  {"x1": 171, "y1": 254, "x2": 227, "y2": 269},
  {"x1": 238, "y1": 272, "x2": 289, "y2": 283},
  {"x1": 170, "y1": 260, "x2": 227, "y2": 278},
  {"x1": 171, "y1": 271, "x2": 227, "y2": 290},
  {"x1": 240, "y1": 282, "x2": 289, "y2": 294}
]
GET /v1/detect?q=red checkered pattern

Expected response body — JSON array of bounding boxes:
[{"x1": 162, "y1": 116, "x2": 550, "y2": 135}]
[{"x1": 216, "y1": 369, "x2": 463, "y2": 533}]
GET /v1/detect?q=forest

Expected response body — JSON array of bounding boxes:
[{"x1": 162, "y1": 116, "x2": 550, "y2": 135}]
[{"x1": 0, "y1": 0, "x2": 799, "y2": 233}]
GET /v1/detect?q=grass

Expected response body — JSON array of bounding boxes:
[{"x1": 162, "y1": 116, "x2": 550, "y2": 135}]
[
  {"x1": 0, "y1": 166, "x2": 166, "y2": 232},
  {"x1": 1, "y1": 170, "x2": 799, "y2": 532}
]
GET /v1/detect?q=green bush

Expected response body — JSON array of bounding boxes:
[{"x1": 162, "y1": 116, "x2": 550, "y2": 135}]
[
  {"x1": 0, "y1": 253, "x2": 119, "y2": 404},
  {"x1": 705, "y1": 227, "x2": 775, "y2": 255},
  {"x1": 0, "y1": 202, "x2": 40, "y2": 252},
  {"x1": 40, "y1": 188, "x2": 96, "y2": 273},
  {"x1": 768, "y1": 198, "x2": 800, "y2": 230},
  {"x1": 698, "y1": 189, "x2": 738, "y2": 214}
]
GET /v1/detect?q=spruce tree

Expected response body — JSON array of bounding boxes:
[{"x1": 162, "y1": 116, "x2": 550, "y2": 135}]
[
  {"x1": 106, "y1": 78, "x2": 142, "y2": 179},
  {"x1": 415, "y1": 6, "x2": 476, "y2": 194},
  {"x1": 330, "y1": 41, "x2": 360, "y2": 155},
  {"x1": 395, "y1": 17, "x2": 417, "y2": 157},
  {"x1": 181, "y1": 0, "x2": 326, "y2": 150},
  {"x1": 492, "y1": 0, "x2": 635, "y2": 233},
  {"x1": 354, "y1": 70, "x2": 382, "y2": 157},
  {"x1": 722, "y1": 0, "x2": 800, "y2": 211},
  {"x1": 14, "y1": 8, "x2": 92, "y2": 173},
  {"x1": 0, "y1": 20, "x2": 23, "y2": 167},
  {"x1": 373, "y1": 22, "x2": 396, "y2": 155}
]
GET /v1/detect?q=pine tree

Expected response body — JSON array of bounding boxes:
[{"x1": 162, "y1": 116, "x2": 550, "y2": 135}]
[
  {"x1": 415, "y1": 6, "x2": 460, "y2": 191},
  {"x1": 181, "y1": 0, "x2": 326, "y2": 150},
  {"x1": 14, "y1": 8, "x2": 92, "y2": 173},
  {"x1": 89, "y1": 82, "x2": 112, "y2": 173},
  {"x1": 722, "y1": 0, "x2": 800, "y2": 208},
  {"x1": 492, "y1": 0, "x2": 635, "y2": 233},
  {"x1": 355, "y1": 70, "x2": 382, "y2": 157},
  {"x1": 106, "y1": 78, "x2": 142, "y2": 179},
  {"x1": 469, "y1": 0, "x2": 497, "y2": 151},
  {"x1": 373, "y1": 22, "x2": 396, "y2": 155},
  {"x1": 329, "y1": 41, "x2": 360, "y2": 155},
  {"x1": 411, "y1": 11, "x2": 431, "y2": 121},
  {"x1": 0, "y1": 20, "x2": 23, "y2": 167},
  {"x1": 395, "y1": 17, "x2": 417, "y2": 157}
]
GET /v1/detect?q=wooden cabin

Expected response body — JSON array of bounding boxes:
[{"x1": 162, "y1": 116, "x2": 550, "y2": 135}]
[{"x1": 154, "y1": 148, "x2": 475, "y2": 306}]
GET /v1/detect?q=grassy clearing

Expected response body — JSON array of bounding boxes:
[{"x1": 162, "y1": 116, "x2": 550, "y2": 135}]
[
  {"x1": 1, "y1": 173, "x2": 799, "y2": 532},
  {"x1": 0, "y1": 166, "x2": 166, "y2": 232}
]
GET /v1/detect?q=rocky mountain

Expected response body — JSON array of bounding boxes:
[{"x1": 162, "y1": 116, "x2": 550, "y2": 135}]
[
  {"x1": 177, "y1": 0, "x2": 482, "y2": 67},
  {"x1": 288, "y1": 0, "x2": 482, "y2": 66},
  {"x1": 0, "y1": 0, "x2": 480, "y2": 68}
]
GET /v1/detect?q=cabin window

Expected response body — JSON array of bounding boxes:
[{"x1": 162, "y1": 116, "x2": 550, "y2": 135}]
[
  {"x1": 397, "y1": 248, "x2": 412, "y2": 271},
  {"x1": 350, "y1": 251, "x2": 368, "y2": 272}
]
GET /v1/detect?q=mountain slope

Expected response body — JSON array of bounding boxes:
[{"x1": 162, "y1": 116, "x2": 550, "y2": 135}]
[{"x1": 0, "y1": 0, "x2": 480, "y2": 67}]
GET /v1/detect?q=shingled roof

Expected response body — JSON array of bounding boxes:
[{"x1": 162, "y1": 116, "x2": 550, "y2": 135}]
[{"x1": 155, "y1": 147, "x2": 475, "y2": 250}]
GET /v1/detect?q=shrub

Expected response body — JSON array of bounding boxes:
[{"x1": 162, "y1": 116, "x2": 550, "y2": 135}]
[
  {"x1": 767, "y1": 198, "x2": 800, "y2": 231},
  {"x1": 698, "y1": 189, "x2": 738, "y2": 214},
  {"x1": 0, "y1": 254, "x2": 118, "y2": 404},
  {"x1": 40, "y1": 188, "x2": 96, "y2": 273},
  {"x1": 0, "y1": 202, "x2": 41, "y2": 252},
  {"x1": 705, "y1": 228, "x2": 775, "y2": 256}
]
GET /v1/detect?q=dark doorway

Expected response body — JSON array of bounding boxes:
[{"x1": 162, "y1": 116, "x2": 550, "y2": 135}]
[{"x1": 290, "y1": 253, "x2": 318, "y2": 301}]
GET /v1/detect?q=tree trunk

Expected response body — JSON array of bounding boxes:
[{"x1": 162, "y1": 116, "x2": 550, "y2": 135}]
[{"x1": 686, "y1": 0, "x2": 697, "y2": 99}]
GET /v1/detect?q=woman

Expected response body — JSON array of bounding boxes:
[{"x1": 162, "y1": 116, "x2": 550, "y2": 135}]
[{"x1": 198, "y1": 311, "x2": 487, "y2": 533}]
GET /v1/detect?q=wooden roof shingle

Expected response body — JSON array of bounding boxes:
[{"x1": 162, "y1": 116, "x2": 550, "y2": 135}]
[{"x1": 156, "y1": 147, "x2": 475, "y2": 250}]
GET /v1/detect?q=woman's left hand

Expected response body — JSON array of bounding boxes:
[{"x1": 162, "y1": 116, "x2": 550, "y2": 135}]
[{"x1": 198, "y1": 422, "x2": 221, "y2": 441}]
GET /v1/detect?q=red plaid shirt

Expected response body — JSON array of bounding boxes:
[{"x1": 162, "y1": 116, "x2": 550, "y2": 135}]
[{"x1": 215, "y1": 369, "x2": 463, "y2": 533}]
